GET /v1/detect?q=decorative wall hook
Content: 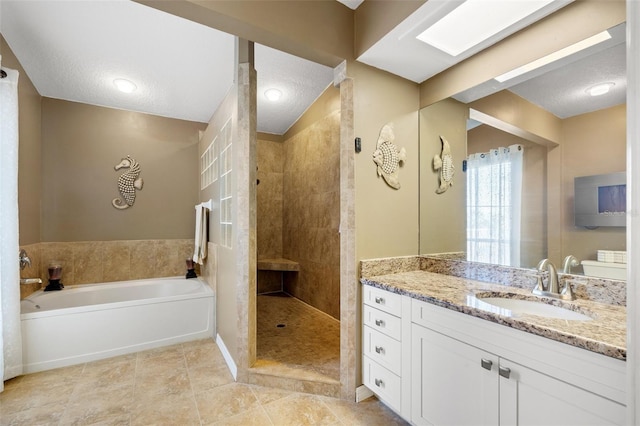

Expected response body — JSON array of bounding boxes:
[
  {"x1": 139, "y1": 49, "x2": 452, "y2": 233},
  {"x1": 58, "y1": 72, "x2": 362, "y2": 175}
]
[
  {"x1": 112, "y1": 155, "x2": 144, "y2": 209},
  {"x1": 372, "y1": 123, "x2": 406, "y2": 190},
  {"x1": 434, "y1": 135, "x2": 454, "y2": 194}
]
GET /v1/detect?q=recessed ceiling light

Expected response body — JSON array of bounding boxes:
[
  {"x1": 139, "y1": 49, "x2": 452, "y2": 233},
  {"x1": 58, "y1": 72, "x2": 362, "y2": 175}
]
[
  {"x1": 416, "y1": 0, "x2": 555, "y2": 56},
  {"x1": 586, "y1": 82, "x2": 615, "y2": 97},
  {"x1": 494, "y1": 31, "x2": 611, "y2": 83},
  {"x1": 264, "y1": 88, "x2": 282, "y2": 102},
  {"x1": 113, "y1": 78, "x2": 137, "y2": 93}
]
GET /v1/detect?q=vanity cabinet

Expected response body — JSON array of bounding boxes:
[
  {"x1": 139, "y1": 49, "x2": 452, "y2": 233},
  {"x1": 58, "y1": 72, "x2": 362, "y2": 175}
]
[
  {"x1": 411, "y1": 324, "x2": 498, "y2": 425},
  {"x1": 410, "y1": 298, "x2": 626, "y2": 426},
  {"x1": 361, "y1": 285, "x2": 627, "y2": 426},
  {"x1": 362, "y1": 286, "x2": 411, "y2": 418}
]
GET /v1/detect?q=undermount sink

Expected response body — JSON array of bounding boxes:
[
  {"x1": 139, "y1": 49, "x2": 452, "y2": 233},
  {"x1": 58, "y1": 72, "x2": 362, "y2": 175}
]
[{"x1": 473, "y1": 295, "x2": 593, "y2": 321}]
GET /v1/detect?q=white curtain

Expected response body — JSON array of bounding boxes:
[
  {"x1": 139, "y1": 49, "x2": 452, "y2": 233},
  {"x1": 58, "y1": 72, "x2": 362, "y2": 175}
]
[
  {"x1": 0, "y1": 66, "x2": 23, "y2": 391},
  {"x1": 466, "y1": 144, "x2": 523, "y2": 267}
]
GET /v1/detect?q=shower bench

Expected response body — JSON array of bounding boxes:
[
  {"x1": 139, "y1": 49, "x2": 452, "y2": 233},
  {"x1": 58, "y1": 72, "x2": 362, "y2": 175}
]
[{"x1": 257, "y1": 258, "x2": 299, "y2": 294}]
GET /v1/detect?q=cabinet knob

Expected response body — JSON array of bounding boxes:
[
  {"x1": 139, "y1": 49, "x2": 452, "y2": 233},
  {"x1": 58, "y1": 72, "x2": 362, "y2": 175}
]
[
  {"x1": 375, "y1": 346, "x2": 384, "y2": 354},
  {"x1": 481, "y1": 358, "x2": 493, "y2": 371},
  {"x1": 375, "y1": 297, "x2": 385, "y2": 304},
  {"x1": 375, "y1": 319, "x2": 385, "y2": 327},
  {"x1": 374, "y1": 378, "x2": 384, "y2": 387},
  {"x1": 499, "y1": 366, "x2": 511, "y2": 379}
]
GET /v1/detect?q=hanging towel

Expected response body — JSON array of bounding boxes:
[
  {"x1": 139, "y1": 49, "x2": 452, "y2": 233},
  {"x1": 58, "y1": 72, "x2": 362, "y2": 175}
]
[{"x1": 193, "y1": 205, "x2": 208, "y2": 264}]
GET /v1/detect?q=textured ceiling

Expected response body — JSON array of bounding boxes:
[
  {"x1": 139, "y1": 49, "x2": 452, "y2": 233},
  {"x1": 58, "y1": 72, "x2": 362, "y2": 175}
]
[
  {"x1": 1, "y1": 0, "x2": 626, "y2": 131},
  {"x1": 1, "y1": 0, "x2": 235, "y2": 124},
  {"x1": 336, "y1": 0, "x2": 364, "y2": 10},
  {"x1": 452, "y1": 23, "x2": 626, "y2": 118},
  {"x1": 256, "y1": 45, "x2": 333, "y2": 135},
  {"x1": 0, "y1": 0, "x2": 333, "y2": 134},
  {"x1": 508, "y1": 42, "x2": 626, "y2": 118}
]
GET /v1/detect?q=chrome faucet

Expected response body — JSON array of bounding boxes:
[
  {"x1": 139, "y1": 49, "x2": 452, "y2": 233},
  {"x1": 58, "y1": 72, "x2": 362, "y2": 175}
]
[
  {"x1": 532, "y1": 259, "x2": 575, "y2": 301},
  {"x1": 19, "y1": 249, "x2": 31, "y2": 270},
  {"x1": 562, "y1": 255, "x2": 579, "y2": 274}
]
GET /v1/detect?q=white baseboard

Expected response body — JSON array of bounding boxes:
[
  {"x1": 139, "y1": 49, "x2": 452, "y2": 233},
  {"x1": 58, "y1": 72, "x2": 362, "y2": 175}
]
[
  {"x1": 216, "y1": 333, "x2": 238, "y2": 380},
  {"x1": 356, "y1": 384, "x2": 374, "y2": 402}
]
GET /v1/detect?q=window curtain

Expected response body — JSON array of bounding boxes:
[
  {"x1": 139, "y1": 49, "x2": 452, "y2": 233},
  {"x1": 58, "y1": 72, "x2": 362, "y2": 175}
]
[
  {"x1": 466, "y1": 144, "x2": 523, "y2": 267},
  {"x1": 0, "y1": 65, "x2": 23, "y2": 391}
]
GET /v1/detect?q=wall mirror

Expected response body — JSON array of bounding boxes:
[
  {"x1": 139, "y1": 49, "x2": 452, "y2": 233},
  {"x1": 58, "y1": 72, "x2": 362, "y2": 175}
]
[{"x1": 419, "y1": 22, "x2": 627, "y2": 278}]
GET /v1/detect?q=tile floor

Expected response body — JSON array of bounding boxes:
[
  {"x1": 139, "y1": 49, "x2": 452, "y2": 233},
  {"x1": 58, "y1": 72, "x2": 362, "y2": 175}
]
[
  {"x1": 256, "y1": 293, "x2": 340, "y2": 382},
  {"x1": 0, "y1": 339, "x2": 408, "y2": 425}
]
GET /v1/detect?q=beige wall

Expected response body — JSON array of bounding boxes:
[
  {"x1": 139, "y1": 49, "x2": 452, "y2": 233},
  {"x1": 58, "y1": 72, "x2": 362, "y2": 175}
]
[
  {"x1": 559, "y1": 104, "x2": 626, "y2": 265},
  {"x1": 351, "y1": 61, "x2": 420, "y2": 261},
  {"x1": 2, "y1": 35, "x2": 42, "y2": 245},
  {"x1": 134, "y1": 0, "x2": 353, "y2": 68},
  {"x1": 40, "y1": 98, "x2": 204, "y2": 242},
  {"x1": 468, "y1": 125, "x2": 547, "y2": 268},
  {"x1": 199, "y1": 80, "x2": 239, "y2": 363},
  {"x1": 419, "y1": 98, "x2": 468, "y2": 255},
  {"x1": 469, "y1": 90, "x2": 562, "y2": 145}
]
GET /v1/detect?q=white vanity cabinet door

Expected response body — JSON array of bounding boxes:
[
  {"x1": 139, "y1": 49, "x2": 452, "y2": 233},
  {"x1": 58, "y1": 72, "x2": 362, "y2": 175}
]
[
  {"x1": 411, "y1": 323, "x2": 499, "y2": 426},
  {"x1": 499, "y1": 358, "x2": 626, "y2": 426}
]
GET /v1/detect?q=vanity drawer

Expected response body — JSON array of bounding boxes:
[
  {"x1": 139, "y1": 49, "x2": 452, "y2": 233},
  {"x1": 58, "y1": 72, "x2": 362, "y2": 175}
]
[
  {"x1": 363, "y1": 325, "x2": 402, "y2": 375},
  {"x1": 363, "y1": 356, "x2": 402, "y2": 413},
  {"x1": 363, "y1": 304, "x2": 402, "y2": 340},
  {"x1": 363, "y1": 285, "x2": 403, "y2": 316}
]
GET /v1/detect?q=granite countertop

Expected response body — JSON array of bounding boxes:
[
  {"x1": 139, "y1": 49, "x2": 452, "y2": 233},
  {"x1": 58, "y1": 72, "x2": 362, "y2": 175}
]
[{"x1": 361, "y1": 270, "x2": 626, "y2": 360}]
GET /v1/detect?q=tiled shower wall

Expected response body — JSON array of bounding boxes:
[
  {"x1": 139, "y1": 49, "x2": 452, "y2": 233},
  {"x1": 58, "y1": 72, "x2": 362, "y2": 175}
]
[
  {"x1": 256, "y1": 112, "x2": 341, "y2": 319},
  {"x1": 283, "y1": 112, "x2": 341, "y2": 320},
  {"x1": 257, "y1": 138, "x2": 284, "y2": 260},
  {"x1": 19, "y1": 239, "x2": 195, "y2": 298}
]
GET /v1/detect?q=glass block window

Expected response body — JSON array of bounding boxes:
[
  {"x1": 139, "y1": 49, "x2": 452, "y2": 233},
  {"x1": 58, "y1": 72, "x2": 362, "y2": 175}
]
[
  {"x1": 200, "y1": 136, "x2": 218, "y2": 190},
  {"x1": 219, "y1": 119, "x2": 233, "y2": 248}
]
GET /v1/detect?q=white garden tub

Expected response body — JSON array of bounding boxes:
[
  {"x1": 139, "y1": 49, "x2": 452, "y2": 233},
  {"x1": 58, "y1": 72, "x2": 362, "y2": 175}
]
[{"x1": 20, "y1": 276, "x2": 214, "y2": 373}]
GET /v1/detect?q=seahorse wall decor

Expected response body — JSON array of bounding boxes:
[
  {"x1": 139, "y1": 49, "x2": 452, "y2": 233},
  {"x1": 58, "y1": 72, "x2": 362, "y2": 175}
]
[
  {"x1": 372, "y1": 123, "x2": 406, "y2": 190},
  {"x1": 112, "y1": 155, "x2": 144, "y2": 209},
  {"x1": 433, "y1": 135, "x2": 454, "y2": 194}
]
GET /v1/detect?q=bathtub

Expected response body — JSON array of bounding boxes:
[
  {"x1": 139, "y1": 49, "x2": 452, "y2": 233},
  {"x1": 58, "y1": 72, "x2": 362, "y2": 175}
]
[{"x1": 20, "y1": 277, "x2": 215, "y2": 373}]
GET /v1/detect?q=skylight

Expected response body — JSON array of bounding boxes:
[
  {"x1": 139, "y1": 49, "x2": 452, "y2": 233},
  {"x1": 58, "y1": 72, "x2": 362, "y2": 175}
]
[
  {"x1": 494, "y1": 30, "x2": 612, "y2": 82},
  {"x1": 416, "y1": 0, "x2": 556, "y2": 57}
]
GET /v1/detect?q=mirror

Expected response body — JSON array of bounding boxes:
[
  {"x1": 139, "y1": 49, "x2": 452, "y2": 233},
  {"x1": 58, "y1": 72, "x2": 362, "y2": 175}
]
[{"x1": 419, "y1": 23, "x2": 627, "y2": 277}]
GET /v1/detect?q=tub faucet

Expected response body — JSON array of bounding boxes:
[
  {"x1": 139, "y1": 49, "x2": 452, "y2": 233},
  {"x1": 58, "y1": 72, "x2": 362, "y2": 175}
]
[
  {"x1": 562, "y1": 255, "x2": 579, "y2": 274},
  {"x1": 532, "y1": 259, "x2": 575, "y2": 301},
  {"x1": 19, "y1": 249, "x2": 31, "y2": 270}
]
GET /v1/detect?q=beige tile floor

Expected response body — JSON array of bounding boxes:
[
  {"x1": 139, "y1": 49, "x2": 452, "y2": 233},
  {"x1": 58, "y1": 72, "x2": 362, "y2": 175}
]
[
  {"x1": 0, "y1": 339, "x2": 407, "y2": 425},
  {"x1": 256, "y1": 293, "x2": 340, "y2": 382}
]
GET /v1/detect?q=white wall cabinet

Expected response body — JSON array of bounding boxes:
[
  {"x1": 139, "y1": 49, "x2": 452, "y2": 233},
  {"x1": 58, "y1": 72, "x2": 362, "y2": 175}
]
[{"x1": 362, "y1": 286, "x2": 627, "y2": 426}]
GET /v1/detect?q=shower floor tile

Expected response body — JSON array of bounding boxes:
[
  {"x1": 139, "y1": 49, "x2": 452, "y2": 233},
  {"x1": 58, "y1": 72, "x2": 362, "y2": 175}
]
[{"x1": 256, "y1": 292, "x2": 341, "y2": 382}]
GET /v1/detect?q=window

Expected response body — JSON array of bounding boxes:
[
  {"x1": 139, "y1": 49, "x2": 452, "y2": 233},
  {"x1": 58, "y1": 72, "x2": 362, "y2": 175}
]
[
  {"x1": 466, "y1": 144, "x2": 523, "y2": 266},
  {"x1": 219, "y1": 119, "x2": 233, "y2": 248}
]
